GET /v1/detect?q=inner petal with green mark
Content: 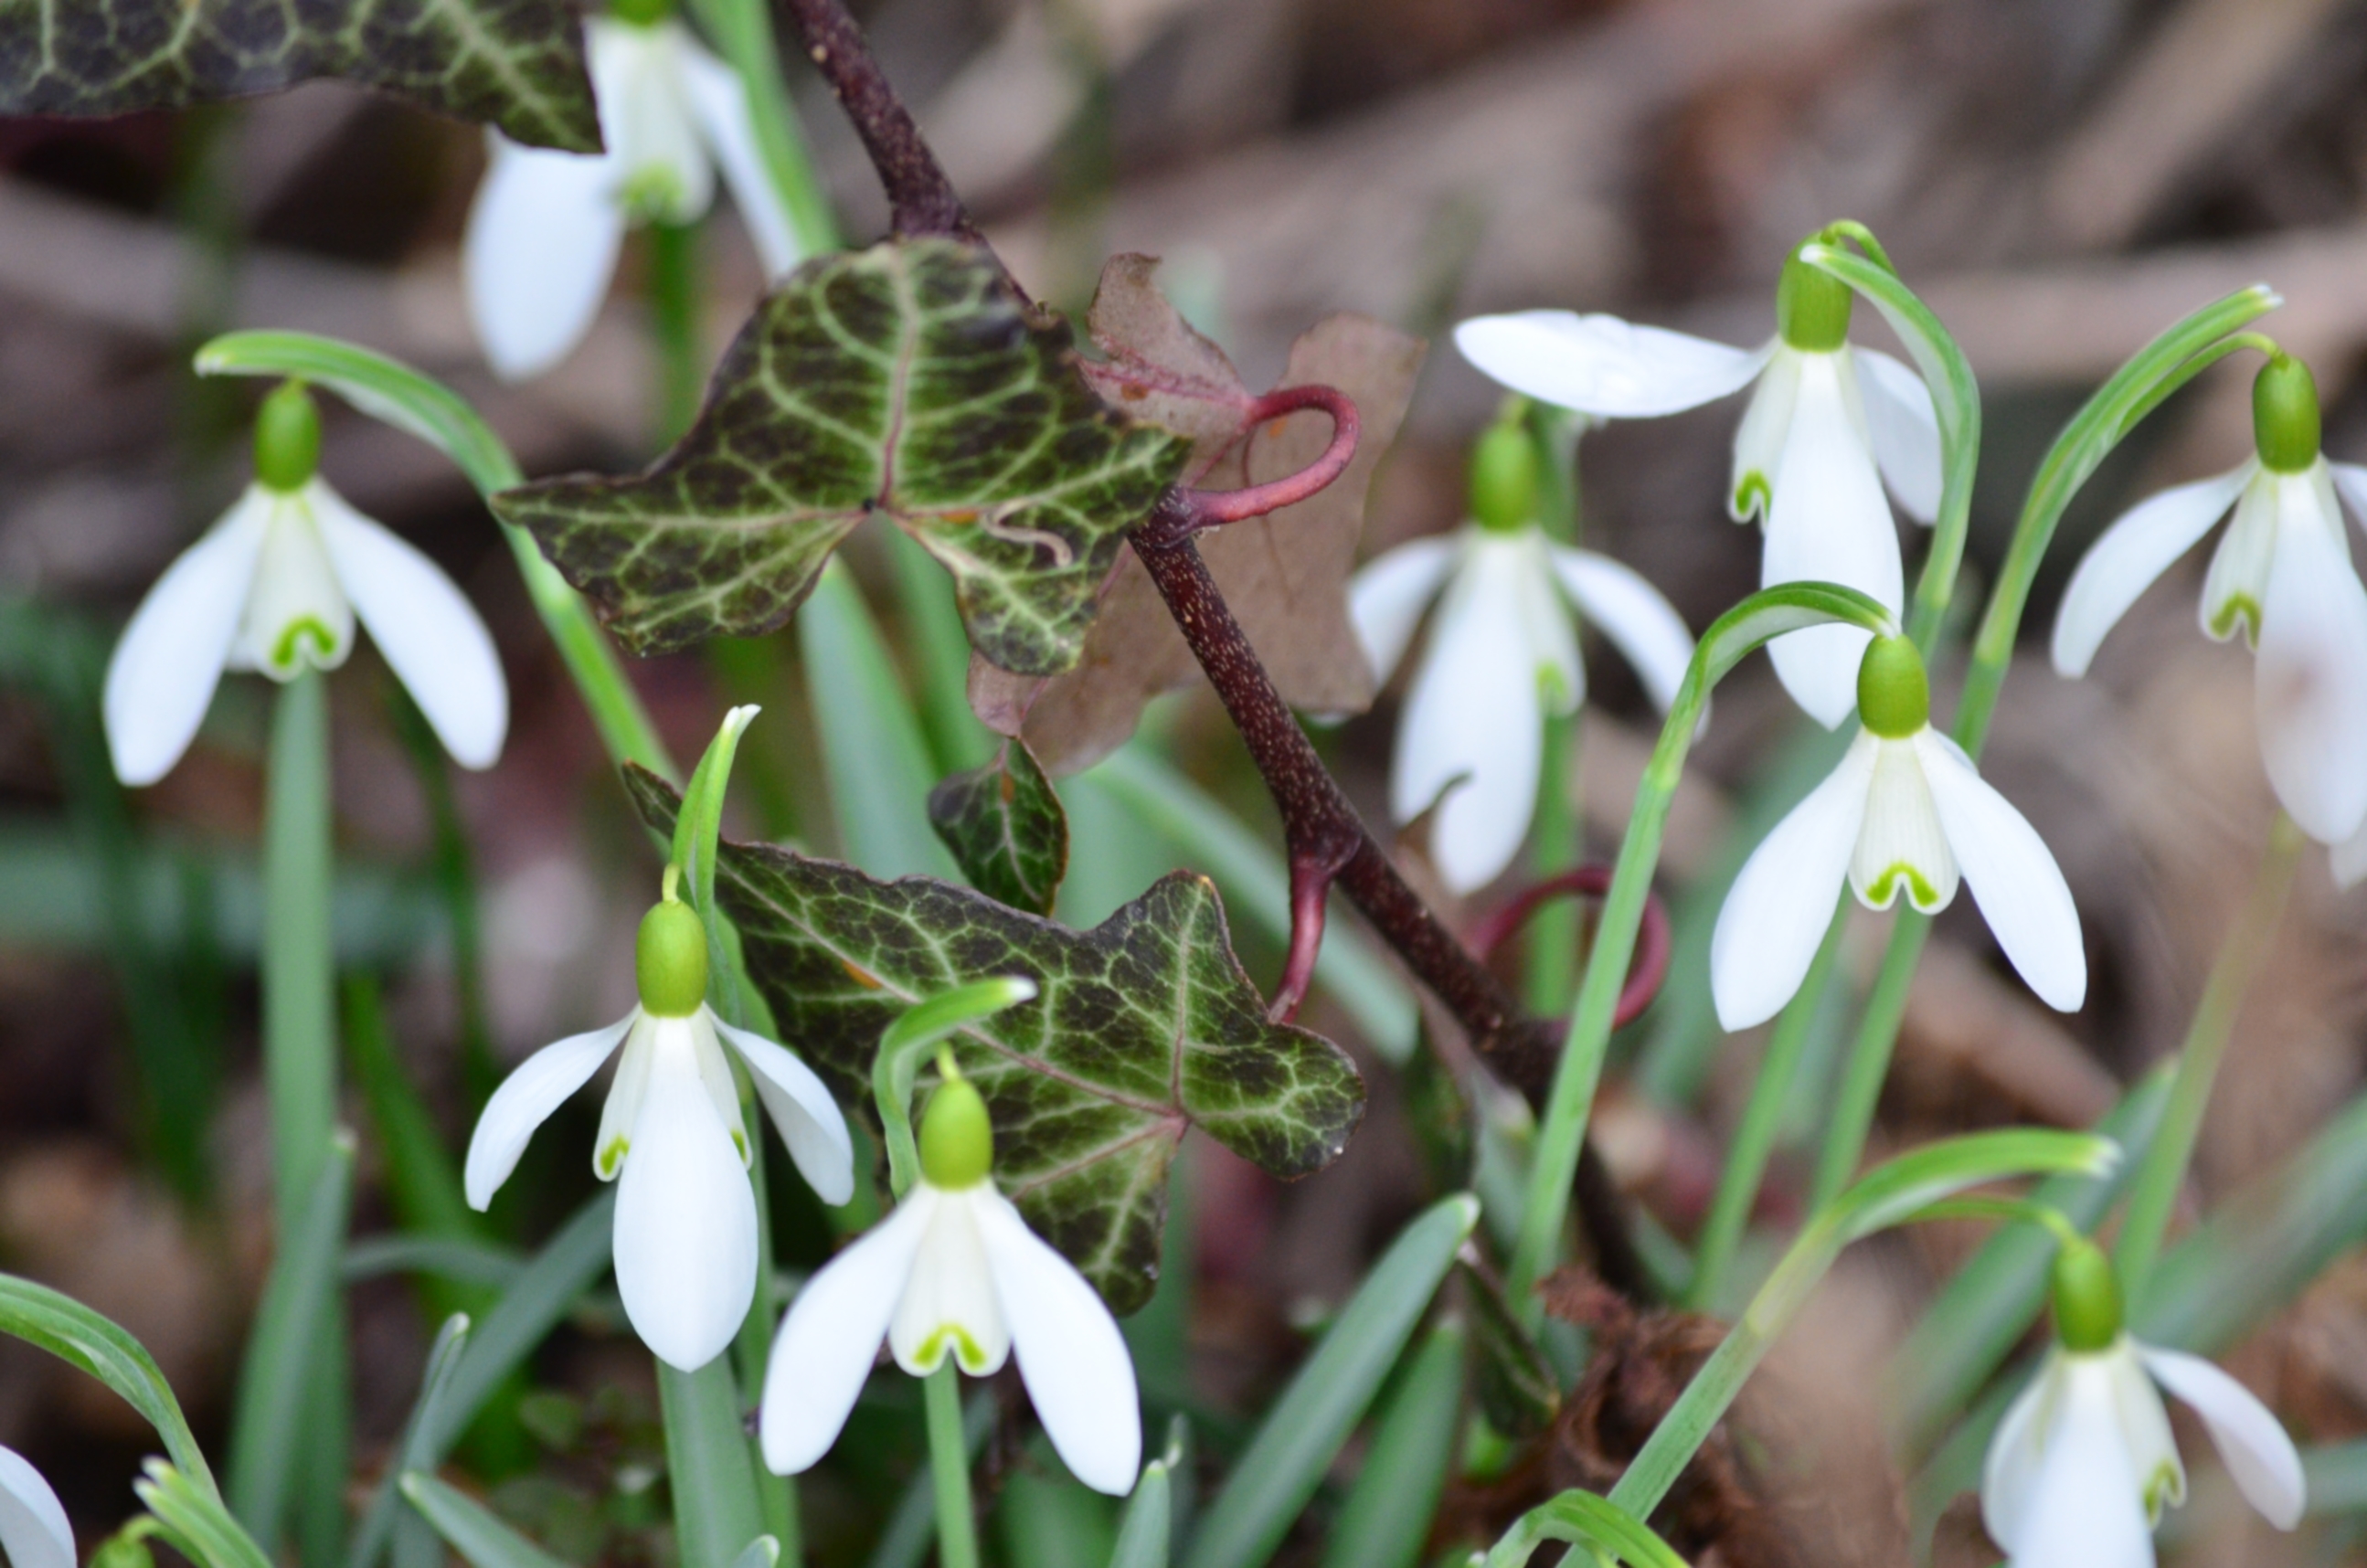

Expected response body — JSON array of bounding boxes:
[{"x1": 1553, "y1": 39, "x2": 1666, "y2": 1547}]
[{"x1": 1848, "y1": 739, "x2": 1958, "y2": 913}]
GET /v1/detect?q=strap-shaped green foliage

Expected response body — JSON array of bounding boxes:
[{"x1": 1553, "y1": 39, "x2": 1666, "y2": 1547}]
[
  {"x1": 628, "y1": 766, "x2": 1363, "y2": 1314},
  {"x1": 498, "y1": 238, "x2": 1194, "y2": 675},
  {"x1": 928, "y1": 739, "x2": 1068, "y2": 915},
  {"x1": 0, "y1": 0, "x2": 599, "y2": 150},
  {"x1": 0, "y1": 1274, "x2": 218, "y2": 1498}
]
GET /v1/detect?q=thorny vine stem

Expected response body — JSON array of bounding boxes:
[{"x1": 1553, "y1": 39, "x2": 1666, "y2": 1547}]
[{"x1": 778, "y1": 0, "x2": 1650, "y2": 1297}]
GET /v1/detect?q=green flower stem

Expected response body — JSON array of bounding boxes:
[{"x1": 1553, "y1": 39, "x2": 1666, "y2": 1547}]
[
  {"x1": 1523, "y1": 710, "x2": 1581, "y2": 1019},
  {"x1": 659, "y1": 1358, "x2": 770, "y2": 1568},
  {"x1": 2114, "y1": 810, "x2": 2304, "y2": 1300},
  {"x1": 924, "y1": 1363, "x2": 981, "y2": 1568},
  {"x1": 648, "y1": 222, "x2": 706, "y2": 445},
  {"x1": 1803, "y1": 283, "x2": 2282, "y2": 1206},
  {"x1": 1687, "y1": 894, "x2": 1848, "y2": 1308},
  {"x1": 1507, "y1": 585, "x2": 1895, "y2": 1307},
  {"x1": 687, "y1": 0, "x2": 843, "y2": 255}
]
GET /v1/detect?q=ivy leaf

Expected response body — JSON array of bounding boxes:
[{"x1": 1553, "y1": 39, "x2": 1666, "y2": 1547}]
[
  {"x1": 0, "y1": 0, "x2": 599, "y2": 152},
  {"x1": 928, "y1": 738, "x2": 1067, "y2": 916},
  {"x1": 971, "y1": 255, "x2": 1425, "y2": 773},
  {"x1": 497, "y1": 239, "x2": 1194, "y2": 675},
  {"x1": 627, "y1": 765, "x2": 1363, "y2": 1313}
]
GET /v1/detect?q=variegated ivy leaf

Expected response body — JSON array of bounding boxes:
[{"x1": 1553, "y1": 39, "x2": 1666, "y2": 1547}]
[
  {"x1": 0, "y1": 0, "x2": 599, "y2": 152},
  {"x1": 498, "y1": 239, "x2": 1194, "y2": 675},
  {"x1": 928, "y1": 738, "x2": 1067, "y2": 916},
  {"x1": 628, "y1": 766, "x2": 1362, "y2": 1313}
]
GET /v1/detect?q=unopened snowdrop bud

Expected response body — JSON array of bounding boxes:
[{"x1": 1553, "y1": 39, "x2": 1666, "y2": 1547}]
[
  {"x1": 634, "y1": 891, "x2": 709, "y2": 1016},
  {"x1": 1467, "y1": 417, "x2": 1539, "y2": 536},
  {"x1": 2253, "y1": 353, "x2": 2320, "y2": 474},
  {"x1": 1776, "y1": 247, "x2": 1852, "y2": 353},
  {"x1": 1854, "y1": 634, "x2": 1928, "y2": 739},
  {"x1": 918, "y1": 1073, "x2": 992, "y2": 1189},
  {"x1": 252, "y1": 381, "x2": 322, "y2": 493},
  {"x1": 2049, "y1": 1237, "x2": 2122, "y2": 1354}
]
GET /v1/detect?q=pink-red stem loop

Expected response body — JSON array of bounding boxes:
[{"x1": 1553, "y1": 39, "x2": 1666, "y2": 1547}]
[
  {"x1": 1468, "y1": 866, "x2": 1674, "y2": 1031},
  {"x1": 1136, "y1": 384, "x2": 1361, "y2": 552}
]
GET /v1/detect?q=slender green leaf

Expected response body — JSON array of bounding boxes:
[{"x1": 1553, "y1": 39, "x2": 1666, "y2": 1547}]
[
  {"x1": 495, "y1": 238, "x2": 1194, "y2": 673},
  {"x1": 0, "y1": 0, "x2": 599, "y2": 149},
  {"x1": 660, "y1": 1358, "x2": 769, "y2": 1568},
  {"x1": 134, "y1": 1462, "x2": 275, "y2": 1568},
  {"x1": 674, "y1": 704, "x2": 763, "y2": 916},
  {"x1": 800, "y1": 560, "x2": 960, "y2": 879},
  {"x1": 1109, "y1": 1427, "x2": 1184, "y2": 1568},
  {"x1": 344, "y1": 1235, "x2": 522, "y2": 1288},
  {"x1": 399, "y1": 1474, "x2": 572, "y2": 1568},
  {"x1": 1458, "y1": 1253, "x2": 1556, "y2": 1440},
  {"x1": 2300, "y1": 1442, "x2": 2367, "y2": 1517},
  {"x1": 632, "y1": 768, "x2": 1364, "y2": 1314},
  {"x1": 1481, "y1": 1491, "x2": 1691, "y2": 1568},
  {"x1": 1320, "y1": 1319, "x2": 1465, "y2": 1568},
  {"x1": 393, "y1": 1317, "x2": 474, "y2": 1568},
  {"x1": 731, "y1": 1538, "x2": 782, "y2": 1568},
  {"x1": 865, "y1": 1388, "x2": 993, "y2": 1568},
  {"x1": 929, "y1": 739, "x2": 1069, "y2": 916},
  {"x1": 1827, "y1": 1129, "x2": 2118, "y2": 1245},
  {"x1": 1184, "y1": 1194, "x2": 1479, "y2": 1568},
  {"x1": 0, "y1": 1276, "x2": 218, "y2": 1498}
]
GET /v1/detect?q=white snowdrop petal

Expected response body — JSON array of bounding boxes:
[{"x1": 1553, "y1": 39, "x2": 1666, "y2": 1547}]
[
  {"x1": 1853, "y1": 347, "x2": 1943, "y2": 524},
  {"x1": 229, "y1": 494, "x2": 353, "y2": 677},
  {"x1": 760, "y1": 1194, "x2": 932, "y2": 1475},
  {"x1": 595, "y1": 1020, "x2": 657, "y2": 1181},
  {"x1": 2011, "y1": 1363, "x2": 2154, "y2": 1568},
  {"x1": 1513, "y1": 534, "x2": 1584, "y2": 715},
  {"x1": 0, "y1": 1446, "x2": 73, "y2": 1568},
  {"x1": 1549, "y1": 546, "x2": 1694, "y2": 713},
  {"x1": 613, "y1": 1046, "x2": 760, "y2": 1370},
  {"x1": 1453, "y1": 312, "x2": 1767, "y2": 418},
  {"x1": 2052, "y1": 463, "x2": 2253, "y2": 677},
  {"x1": 312, "y1": 485, "x2": 508, "y2": 769},
  {"x1": 2202, "y1": 471, "x2": 2279, "y2": 646},
  {"x1": 1390, "y1": 535, "x2": 1544, "y2": 893},
  {"x1": 463, "y1": 133, "x2": 628, "y2": 382},
  {"x1": 2329, "y1": 461, "x2": 2367, "y2": 535},
  {"x1": 103, "y1": 488, "x2": 271, "y2": 787},
  {"x1": 2103, "y1": 1342, "x2": 2184, "y2": 1520},
  {"x1": 1711, "y1": 733, "x2": 1876, "y2": 1031},
  {"x1": 1981, "y1": 1353, "x2": 2061, "y2": 1552},
  {"x1": 1347, "y1": 534, "x2": 1459, "y2": 683},
  {"x1": 1915, "y1": 731, "x2": 2086, "y2": 1012},
  {"x1": 2140, "y1": 1345, "x2": 2307, "y2": 1530},
  {"x1": 1848, "y1": 737, "x2": 1958, "y2": 913},
  {"x1": 606, "y1": 22, "x2": 716, "y2": 226},
  {"x1": 464, "y1": 1012, "x2": 636, "y2": 1209},
  {"x1": 2254, "y1": 473, "x2": 2367, "y2": 843},
  {"x1": 676, "y1": 37, "x2": 804, "y2": 279},
  {"x1": 889, "y1": 1187, "x2": 1010, "y2": 1377},
  {"x1": 976, "y1": 1189, "x2": 1141, "y2": 1496},
  {"x1": 714, "y1": 1016, "x2": 856, "y2": 1205},
  {"x1": 1729, "y1": 350, "x2": 1800, "y2": 521},
  {"x1": 1762, "y1": 355, "x2": 1904, "y2": 728},
  {"x1": 2332, "y1": 817, "x2": 2367, "y2": 889}
]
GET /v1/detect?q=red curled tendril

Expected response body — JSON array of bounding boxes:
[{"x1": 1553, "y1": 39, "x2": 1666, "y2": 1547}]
[
  {"x1": 1467, "y1": 866, "x2": 1673, "y2": 1030},
  {"x1": 1134, "y1": 384, "x2": 1362, "y2": 554}
]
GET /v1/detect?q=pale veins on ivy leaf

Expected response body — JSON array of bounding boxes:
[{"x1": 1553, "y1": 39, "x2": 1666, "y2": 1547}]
[
  {"x1": 499, "y1": 238, "x2": 1194, "y2": 675},
  {"x1": 0, "y1": 0, "x2": 599, "y2": 151},
  {"x1": 629, "y1": 766, "x2": 1363, "y2": 1313}
]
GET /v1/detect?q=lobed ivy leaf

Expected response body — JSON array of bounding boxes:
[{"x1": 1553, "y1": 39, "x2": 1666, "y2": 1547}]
[
  {"x1": 928, "y1": 737, "x2": 1067, "y2": 916},
  {"x1": 0, "y1": 0, "x2": 599, "y2": 151},
  {"x1": 627, "y1": 765, "x2": 1363, "y2": 1313},
  {"x1": 498, "y1": 238, "x2": 1194, "y2": 675}
]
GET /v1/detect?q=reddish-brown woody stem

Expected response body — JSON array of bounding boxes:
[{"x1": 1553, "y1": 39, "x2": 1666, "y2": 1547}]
[
  {"x1": 1468, "y1": 866, "x2": 1674, "y2": 1030},
  {"x1": 778, "y1": 0, "x2": 976, "y2": 241}
]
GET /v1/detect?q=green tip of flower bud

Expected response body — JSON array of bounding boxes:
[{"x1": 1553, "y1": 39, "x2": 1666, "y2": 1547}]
[
  {"x1": 253, "y1": 381, "x2": 321, "y2": 493},
  {"x1": 2051, "y1": 1238, "x2": 2124, "y2": 1353},
  {"x1": 1777, "y1": 247, "x2": 1852, "y2": 353},
  {"x1": 1468, "y1": 418, "x2": 1540, "y2": 535},
  {"x1": 91, "y1": 1529, "x2": 155, "y2": 1568},
  {"x1": 609, "y1": 0, "x2": 672, "y2": 24},
  {"x1": 918, "y1": 1075, "x2": 993, "y2": 1189},
  {"x1": 635, "y1": 898, "x2": 708, "y2": 1017},
  {"x1": 2253, "y1": 352, "x2": 2320, "y2": 473},
  {"x1": 1855, "y1": 634, "x2": 1928, "y2": 738}
]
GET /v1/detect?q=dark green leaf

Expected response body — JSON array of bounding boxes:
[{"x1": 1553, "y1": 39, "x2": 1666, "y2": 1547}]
[
  {"x1": 1457, "y1": 1250, "x2": 1556, "y2": 1440},
  {"x1": 628, "y1": 766, "x2": 1361, "y2": 1313},
  {"x1": 498, "y1": 238, "x2": 1193, "y2": 673},
  {"x1": 0, "y1": 0, "x2": 598, "y2": 150},
  {"x1": 928, "y1": 739, "x2": 1067, "y2": 915}
]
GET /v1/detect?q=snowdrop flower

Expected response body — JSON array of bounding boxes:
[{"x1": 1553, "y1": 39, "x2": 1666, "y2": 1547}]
[
  {"x1": 761, "y1": 1067, "x2": 1142, "y2": 1495},
  {"x1": 0, "y1": 1446, "x2": 72, "y2": 1568},
  {"x1": 1352, "y1": 418, "x2": 1694, "y2": 892},
  {"x1": 1456, "y1": 244, "x2": 1938, "y2": 728},
  {"x1": 1984, "y1": 1239, "x2": 2302, "y2": 1566},
  {"x1": 464, "y1": 1, "x2": 804, "y2": 381},
  {"x1": 1713, "y1": 635, "x2": 2085, "y2": 1029},
  {"x1": 2054, "y1": 353, "x2": 2367, "y2": 849},
  {"x1": 465, "y1": 884, "x2": 854, "y2": 1371},
  {"x1": 103, "y1": 382, "x2": 507, "y2": 787}
]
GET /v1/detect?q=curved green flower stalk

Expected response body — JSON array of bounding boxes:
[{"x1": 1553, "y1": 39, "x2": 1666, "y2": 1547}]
[
  {"x1": 1507, "y1": 581, "x2": 1896, "y2": 1303},
  {"x1": 1479, "y1": 1490, "x2": 1690, "y2": 1568}
]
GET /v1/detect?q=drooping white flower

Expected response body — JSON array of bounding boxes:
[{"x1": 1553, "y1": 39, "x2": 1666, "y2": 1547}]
[
  {"x1": 0, "y1": 1446, "x2": 73, "y2": 1568},
  {"x1": 103, "y1": 383, "x2": 507, "y2": 787},
  {"x1": 1454, "y1": 246, "x2": 1939, "y2": 729},
  {"x1": 1351, "y1": 420, "x2": 1694, "y2": 894},
  {"x1": 465, "y1": 893, "x2": 854, "y2": 1371},
  {"x1": 1712, "y1": 635, "x2": 2085, "y2": 1030},
  {"x1": 1984, "y1": 1241, "x2": 2303, "y2": 1567},
  {"x1": 2053, "y1": 353, "x2": 2367, "y2": 848},
  {"x1": 464, "y1": 11, "x2": 805, "y2": 382},
  {"x1": 760, "y1": 1073, "x2": 1141, "y2": 1496}
]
